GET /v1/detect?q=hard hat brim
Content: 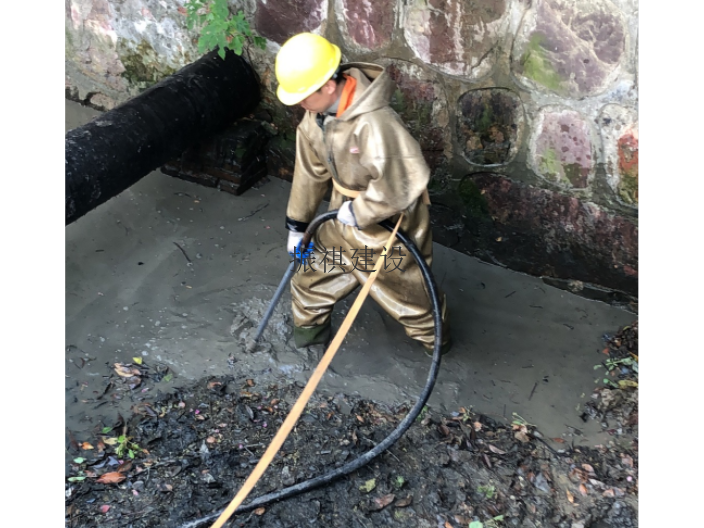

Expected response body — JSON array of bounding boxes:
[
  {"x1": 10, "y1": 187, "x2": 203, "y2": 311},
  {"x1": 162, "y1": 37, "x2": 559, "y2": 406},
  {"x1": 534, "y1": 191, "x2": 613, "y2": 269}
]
[{"x1": 276, "y1": 44, "x2": 342, "y2": 106}]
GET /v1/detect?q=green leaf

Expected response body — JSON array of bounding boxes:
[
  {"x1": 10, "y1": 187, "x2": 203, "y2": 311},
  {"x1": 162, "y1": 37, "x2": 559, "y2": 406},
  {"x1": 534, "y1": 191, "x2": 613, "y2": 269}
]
[
  {"x1": 68, "y1": 476, "x2": 86, "y2": 482},
  {"x1": 128, "y1": 449, "x2": 135, "y2": 459},
  {"x1": 254, "y1": 36, "x2": 267, "y2": 50},
  {"x1": 618, "y1": 379, "x2": 638, "y2": 389},
  {"x1": 478, "y1": 485, "x2": 495, "y2": 499},
  {"x1": 359, "y1": 478, "x2": 376, "y2": 493},
  {"x1": 213, "y1": 0, "x2": 228, "y2": 19},
  {"x1": 73, "y1": 457, "x2": 85, "y2": 464},
  {"x1": 163, "y1": 372, "x2": 174, "y2": 383},
  {"x1": 231, "y1": 37, "x2": 244, "y2": 56},
  {"x1": 469, "y1": 522, "x2": 484, "y2": 528},
  {"x1": 185, "y1": 1, "x2": 262, "y2": 59},
  {"x1": 101, "y1": 426, "x2": 113, "y2": 434}
]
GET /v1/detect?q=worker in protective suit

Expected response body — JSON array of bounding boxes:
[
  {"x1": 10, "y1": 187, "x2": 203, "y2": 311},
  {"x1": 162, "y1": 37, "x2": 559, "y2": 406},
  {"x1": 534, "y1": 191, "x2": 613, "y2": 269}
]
[{"x1": 274, "y1": 33, "x2": 452, "y2": 356}]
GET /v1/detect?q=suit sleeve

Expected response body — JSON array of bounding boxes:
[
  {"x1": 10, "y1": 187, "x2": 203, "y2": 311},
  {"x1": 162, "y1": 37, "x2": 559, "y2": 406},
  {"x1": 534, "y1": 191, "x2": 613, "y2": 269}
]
[
  {"x1": 285, "y1": 124, "x2": 332, "y2": 232},
  {"x1": 351, "y1": 110, "x2": 430, "y2": 229}
]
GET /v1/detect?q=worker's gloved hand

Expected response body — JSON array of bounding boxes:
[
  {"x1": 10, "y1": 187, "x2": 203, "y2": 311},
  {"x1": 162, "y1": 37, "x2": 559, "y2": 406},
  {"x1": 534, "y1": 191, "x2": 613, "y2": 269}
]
[
  {"x1": 287, "y1": 231, "x2": 304, "y2": 255},
  {"x1": 287, "y1": 231, "x2": 315, "y2": 262},
  {"x1": 336, "y1": 201, "x2": 357, "y2": 227}
]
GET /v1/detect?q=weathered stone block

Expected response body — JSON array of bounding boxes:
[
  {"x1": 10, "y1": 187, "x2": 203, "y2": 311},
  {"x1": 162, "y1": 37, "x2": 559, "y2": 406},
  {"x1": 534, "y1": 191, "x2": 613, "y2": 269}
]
[
  {"x1": 383, "y1": 61, "x2": 449, "y2": 171},
  {"x1": 66, "y1": 0, "x2": 127, "y2": 93},
  {"x1": 265, "y1": 135, "x2": 297, "y2": 183},
  {"x1": 529, "y1": 107, "x2": 594, "y2": 189},
  {"x1": 456, "y1": 88, "x2": 525, "y2": 166},
  {"x1": 402, "y1": 0, "x2": 508, "y2": 79},
  {"x1": 254, "y1": 0, "x2": 326, "y2": 45},
  {"x1": 334, "y1": 0, "x2": 395, "y2": 51},
  {"x1": 87, "y1": 92, "x2": 118, "y2": 111},
  {"x1": 599, "y1": 104, "x2": 638, "y2": 206},
  {"x1": 511, "y1": 0, "x2": 626, "y2": 98},
  {"x1": 66, "y1": 0, "x2": 196, "y2": 101},
  {"x1": 431, "y1": 173, "x2": 637, "y2": 296}
]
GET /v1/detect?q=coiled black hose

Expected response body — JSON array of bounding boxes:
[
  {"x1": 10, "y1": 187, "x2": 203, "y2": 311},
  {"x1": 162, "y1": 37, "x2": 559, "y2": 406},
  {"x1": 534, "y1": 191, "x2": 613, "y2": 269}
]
[{"x1": 178, "y1": 210, "x2": 443, "y2": 528}]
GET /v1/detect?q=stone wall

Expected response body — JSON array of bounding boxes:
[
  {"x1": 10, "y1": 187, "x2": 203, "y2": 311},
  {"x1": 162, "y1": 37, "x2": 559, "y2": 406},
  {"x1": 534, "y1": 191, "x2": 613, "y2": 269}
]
[{"x1": 65, "y1": 0, "x2": 639, "y2": 299}]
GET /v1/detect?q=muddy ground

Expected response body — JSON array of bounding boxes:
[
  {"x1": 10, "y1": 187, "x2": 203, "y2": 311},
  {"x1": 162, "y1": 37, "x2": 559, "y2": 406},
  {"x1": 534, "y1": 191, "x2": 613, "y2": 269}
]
[
  {"x1": 65, "y1": 100, "x2": 638, "y2": 527},
  {"x1": 65, "y1": 322, "x2": 637, "y2": 528}
]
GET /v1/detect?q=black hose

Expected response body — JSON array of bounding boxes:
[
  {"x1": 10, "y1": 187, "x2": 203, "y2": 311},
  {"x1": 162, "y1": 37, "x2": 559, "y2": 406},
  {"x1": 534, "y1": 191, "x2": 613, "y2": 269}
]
[{"x1": 178, "y1": 210, "x2": 443, "y2": 528}]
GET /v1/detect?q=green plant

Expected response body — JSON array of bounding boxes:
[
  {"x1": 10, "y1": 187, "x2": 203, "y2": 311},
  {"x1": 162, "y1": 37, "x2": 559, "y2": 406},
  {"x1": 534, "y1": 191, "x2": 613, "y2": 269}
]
[
  {"x1": 184, "y1": 0, "x2": 266, "y2": 59},
  {"x1": 593, "y1": 355, "x2": 638, "y2": 388},
  {"x1": 469, "y1": 515, "x2": 504, "y2": 528},
  {"x1": 606, "y1": 356, "x2": 637, "y2": 371},
  {"x1": 511, "y1": 412, "x2": 534, "y2": 428},
  {"x1": 416, "y1": 405, "x2": 430, "y2": 422},
  {"x1": 115, "y1": 434, "x2": 142, "y2": 459},
  {"x1": 601, "y1": 377, "x2": 620, "y2": 388},
  {"x1": 68, "y1": 457, "x2": 87, "y2": 482},
  {"x1": 477, "y1": 484, "x2": 496, "y2": 499},
  {"x1": 457, "y1": 178, "x2": 489, "y2": 219}
]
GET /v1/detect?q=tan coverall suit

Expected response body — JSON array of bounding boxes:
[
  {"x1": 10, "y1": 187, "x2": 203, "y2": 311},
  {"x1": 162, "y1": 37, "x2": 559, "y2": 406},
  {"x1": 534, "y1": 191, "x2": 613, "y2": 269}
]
[{"x1": 285, "y1": 62, "x2": 450, "y2": 351}]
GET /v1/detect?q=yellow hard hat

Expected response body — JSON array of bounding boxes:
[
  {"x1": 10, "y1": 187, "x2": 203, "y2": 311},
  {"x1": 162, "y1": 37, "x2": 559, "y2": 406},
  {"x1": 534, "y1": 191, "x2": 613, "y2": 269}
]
[{"x1": 275, "y1": 33, "x2": 342, "y2": 106}]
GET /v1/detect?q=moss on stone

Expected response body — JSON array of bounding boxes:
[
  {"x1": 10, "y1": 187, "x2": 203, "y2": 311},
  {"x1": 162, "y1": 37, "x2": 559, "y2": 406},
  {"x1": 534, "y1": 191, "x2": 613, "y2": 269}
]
[
  {"x1": 427, "y1": 177, "x2": 442, "y2": 192},
  {"x1": 521, "y1": 33, "x2": 564, "y2": 94},
  {"x1": 66, "y1": 27, "x2": 75, "y2": 58},
  {"x1": 416, "y1": 102, "x2": 432, "y2": 126},
  {"x1": 617, "y1": 134, "x2": 638, "y2": 204},
  {"x1": 390, "y1": 88, "x2": 407, "y2": 115},
  {"x1": 458, "y1": 179, "x2": 489, "y2": 219},
  {"x1": 255, "y1": 97, "x2": 301, "y2": 137},
  {"x1": 391, "y1": 88, "x2": 432, "y2": 136},
  {"x1": 476, "y1": 104, "x2": 495, "y2": 136},
  {"x1": 118, "y1": 40, "x2": 176, "y2": 89},
  {"x1": 563, "y1": 163, "x2": 585, "y2": 187},
  {"x1": 618, "y1": 172, "x2": 638, "y2": 204},
  {"x1": 539, "y1": 148, "x2": 563, "y2": 181}
]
